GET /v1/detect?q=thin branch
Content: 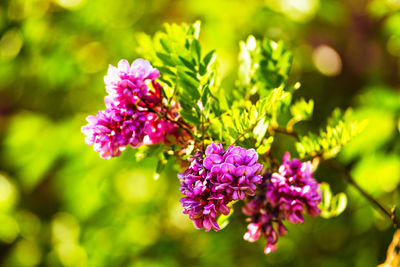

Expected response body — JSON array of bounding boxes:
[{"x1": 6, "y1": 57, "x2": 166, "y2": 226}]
[
  {"x1": 167, "y1": 114, "x2": 197, "y2": 139},
  {"x1": 269, "y1": 127, "x2": 300, "y2": 141},
  {"x1": 141, "y1": 100, "x2": 198, "y2": 140},
  {"x1": 324, "y1": 159, "x2": 399, "y2": 228},
  {"x1": 201, "y1": 106, "x2": 205, "y2": 152},
  {"x1": 231, "y1": 131, "x2": 248, "y2": 146}
]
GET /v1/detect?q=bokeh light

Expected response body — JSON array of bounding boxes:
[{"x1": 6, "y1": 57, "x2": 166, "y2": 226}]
[
  {"x1": 312, "y1": 45, "x2": 342, "y2": 76},
  {"x1": 0, "y1": 174, "x2": 18, "y2": 211},
  {"x1": 0, "y1": 28, "x2": 23, "y2": 61}
]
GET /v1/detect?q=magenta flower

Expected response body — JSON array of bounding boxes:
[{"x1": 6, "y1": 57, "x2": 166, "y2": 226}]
[
  {"x1": 104, "y1": 59, "x2": 161, "y2": 110},
  {"x1": 83, "y1": 59, "x2": 181, "y2": 158},
  {"x1": 142, "y1": 113, "x2": 180, "y2": 145},
  {"x1": 179, "y1": 143, "x2": 263, "y2": 232},
  {"x1": 242, "y1": 152, "x2": 321, "y2": 254},
  {"x1": 267, "y1": 152, "x2": 321, "y2": 222},
  {"x1": 81, "y1": 108, "x2": 147, "y2": 159}
]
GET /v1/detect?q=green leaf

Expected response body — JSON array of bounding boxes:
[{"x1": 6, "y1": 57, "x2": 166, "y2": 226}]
[
  {"x1": 202, "y1": 50, "x2": 216, "y2": 69},
  {"x1": 227, "y1": 127, "x2": 238, "y2": 139},
  {"x1": 237, "y1": 36, "x2": 293, "y2": 97},
  {"x1": 155, "y1": 158, "x2": 166, "y2": 175},
  {"x1": 331, "y1": 193, "x2": 347, "y2": 215},
  {"x1": 253, "y1": 118, "x2": 269, "y2": 144},
  {"x1": 256, "y1": 136, "x2": 274, "y2": 154},
  {"x1": 201, "y1": 85, "x2": 211, "y2": 107},
  {"x1": 319, "y1": 182, "x2": 348, "y2": 218},
  {"x1": 177, "y1": 69, "x2": 200, "y2": 100},
  {"x1": 156, "y1": 66, "x2": 176, "y2": 76},
  {"x1": 296, "y1": 108, "x2": 366, "y2": 158},
  {"x1": 159, "y1": 77, "x2": 173, "y2": 88},
  {"x1": 156, "y1": 52, "x2": 174, "y2": 65},
  {"x1": 288, "y1": 98, "x2": 314, "y2": 131},
  {"x1": 137, "y1": 21, "x2": 223, "y2": 134},
  {"x1": 178, "y1": 56, "x2": 196, "y2": 71},
  {"x1": 238, "y1": 36, "x2": 258, "y2": 88},
  {"x1": 179, "y1": 110, "x2": 200, "y2": 125},
  {"x1": 191, "y1": 39, "x2": 202, "y2": 64},
  {"x1": 259, "y1": 40, "x2": 292, "y2": 90},
  {"x1": 187, "y1": 20, "x2": 201, "y2": 39},
  {"x1": 159, "y1": 37, "x2": 172, "y2": 53}
]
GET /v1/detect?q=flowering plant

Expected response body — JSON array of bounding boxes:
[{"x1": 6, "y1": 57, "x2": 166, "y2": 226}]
[{"x1": 82, "y1": 21, "x2": 398, "y2": 254}]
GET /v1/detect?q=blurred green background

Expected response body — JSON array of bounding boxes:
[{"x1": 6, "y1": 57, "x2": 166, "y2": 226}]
[{"x1": 1, "y1": 0, "x2": 400, "y2": 266}]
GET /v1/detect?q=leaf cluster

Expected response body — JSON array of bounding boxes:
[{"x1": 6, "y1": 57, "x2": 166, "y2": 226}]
[{"x1": 296, "y1": 108, "x2": 366, "y2": 159}]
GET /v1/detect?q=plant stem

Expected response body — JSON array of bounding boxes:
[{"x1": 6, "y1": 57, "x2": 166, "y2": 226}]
[
  {"x1": 142, "y1": 100, "x2": 197, "y2": 140},
  {"x1": 324, "y1": 159, "x2": 399, "y2": 228},
  {"x1": 201, "y1": 107, "x2": 205, "y2": 152},
  {"x1": 270, "y1": 127, "x2": 300, "y2": 141},
  {"x1": 167, "y1": 115, "x2": 197, "y2": 139},
  {"x1": 231, "y1": 131, "x2": 247, "y2": 146}
]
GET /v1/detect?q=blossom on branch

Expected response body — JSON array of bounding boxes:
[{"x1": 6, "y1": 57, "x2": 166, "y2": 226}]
[
  {"x1": 179, "y1": 143, "x2": 263, "y2": 231},
  {"x1": 242, "y1": 152, "x2": 321, "y2": 254},
  {"x1": 82, "y1": 59, "x2": 181, "y2": 158}
]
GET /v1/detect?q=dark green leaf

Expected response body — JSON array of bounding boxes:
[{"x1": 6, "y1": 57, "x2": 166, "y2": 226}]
[
  {"x1": 156, "y1": 66, "x2": 176, "y2": 76},
  {"x1": 203, "y1": 50, "x2": 216, "y2": 69},
  {"x1": 159, "y1": 37, "x2": 172, "y2": 53},
  {"x1": 177, "y1": 70, "x2": 200, "y2": 100},
  {"x1": 156, "y1": 159, "x2": 166, "y2": 174},
  {"x1": 179, "y1": 110, "x2": 200, "y2": 125},
  {"x1": 191, "y1": 39, "x2": 201, "y2": 64},
  {"x1": 156, "y1": 52, "x2": 174, "y2": 65},
  {"x1": 201, "y1": 85, "x2": 210, "y2": 107},
  {"x1": 179, "y1": 56, "x2": 196, "y2": 71}
]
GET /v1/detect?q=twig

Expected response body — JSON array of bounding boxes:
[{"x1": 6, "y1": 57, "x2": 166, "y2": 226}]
[
  {"x1": 325, "y1": 159, "x2": 399, "y2": 228},
  {"x1": 231, "y1": 131, "x2": 248, "y2": 146},
  {"x1": 270, "y1": 127, "x2": 300, "y2": 141},
  {"x1": 201, "y1": 106, "x2": 205, "y2": 152},
  {"x1": 141, "y1": 100, "x2": 197, "y2": 140}
]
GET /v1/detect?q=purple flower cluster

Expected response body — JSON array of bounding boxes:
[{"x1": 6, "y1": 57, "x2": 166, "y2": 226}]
[
  {"x1": 242, "y1": 152, "x2": 321, "y2": 254},
  {"x1": 82, "y1": 109, "x2": 147, "y2": 159},
  {"x1": 82, "y1": 59, "x2": 179, "y2": 158},
  {"x1": 178, "y1": 143, "x2": 263, "y2": 232}
]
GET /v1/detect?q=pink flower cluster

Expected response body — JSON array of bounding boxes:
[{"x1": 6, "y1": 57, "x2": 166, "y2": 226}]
[
  {"x1": 178, "y1": 143, "x2": 263, "y2": 232},
  {"x1": 242, "y1": 152, "x2": 321, "y2": 254},
  {"x1": 82, "y1": 59, "x2": 179, "y2": 158}
]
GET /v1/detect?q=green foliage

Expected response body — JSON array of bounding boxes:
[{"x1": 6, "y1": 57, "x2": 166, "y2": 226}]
[
  {"x1": 210, "y1": 86, "x2": 288, "y2": 147},
  {"x1": 287, "y1": 98, "x2": 314, "y2": 131},
  {"x1": 137, "y1": 21, "x2": 219, "y2": 127},
  {"x1": 319, "y1": 182, "x2": 348, "y2": 218},
  {"x1": 238, "y1": 36, "x2": 293, "y2": 98},
  {"x1": 258, "y1": 40, "x2": 293, "y2": 91},
  {"x1": 208, "y1": 34, "x2": 294, "y2": 147},
  {"x1": 296, "y1": 108, "x2": 366, "y2": 159}
]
